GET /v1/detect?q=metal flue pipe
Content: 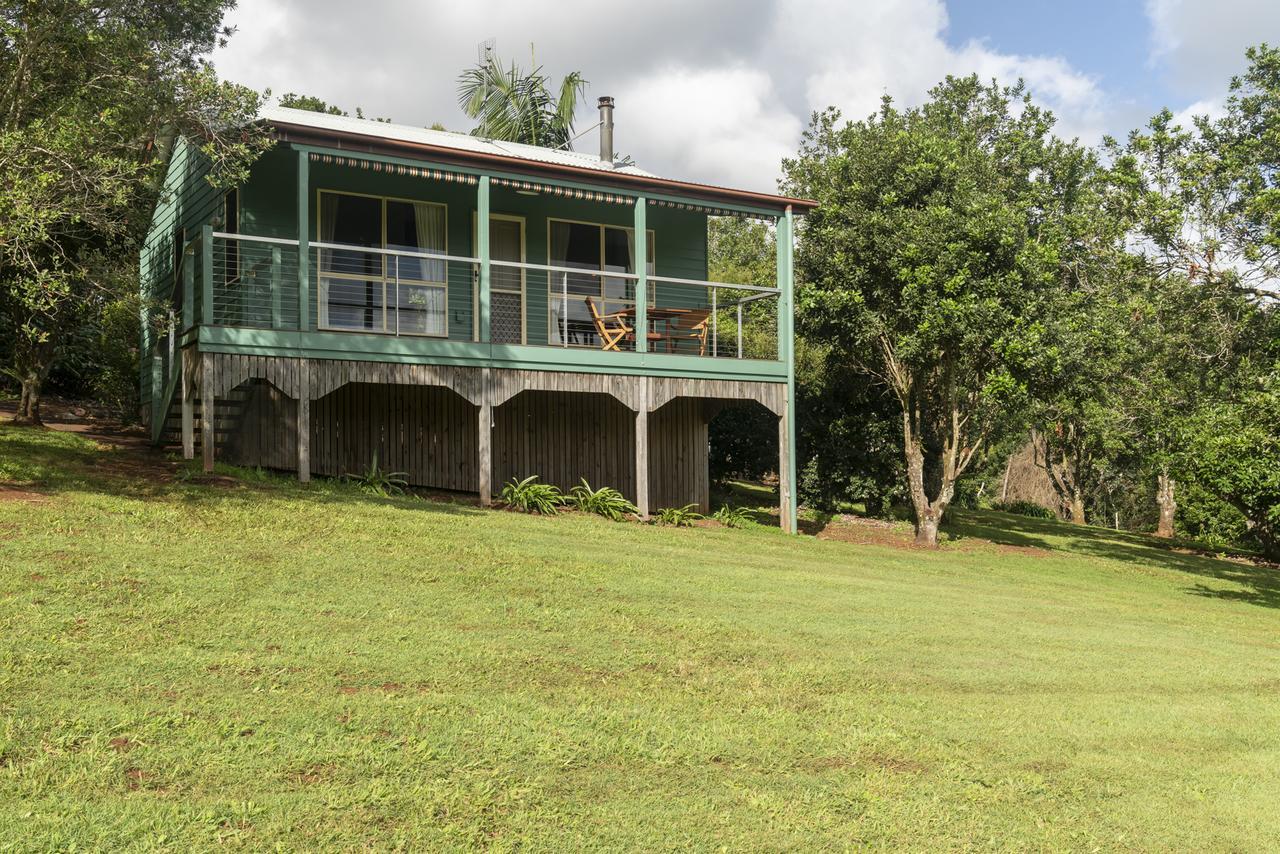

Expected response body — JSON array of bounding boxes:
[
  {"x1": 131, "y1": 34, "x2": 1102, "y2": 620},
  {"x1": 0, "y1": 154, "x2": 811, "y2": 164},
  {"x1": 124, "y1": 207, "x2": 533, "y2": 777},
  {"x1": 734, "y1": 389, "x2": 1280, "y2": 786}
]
[{"x1": 598, "y1": 96, "x2": 614, "y2": 163}]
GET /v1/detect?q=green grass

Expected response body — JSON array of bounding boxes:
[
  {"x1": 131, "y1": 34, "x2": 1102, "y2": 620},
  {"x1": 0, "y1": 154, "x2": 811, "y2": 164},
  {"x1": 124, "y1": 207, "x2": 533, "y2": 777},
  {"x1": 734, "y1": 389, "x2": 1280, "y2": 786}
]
[{"x1": 2, "y1": 424, "x2": 1280, "y2": 850}]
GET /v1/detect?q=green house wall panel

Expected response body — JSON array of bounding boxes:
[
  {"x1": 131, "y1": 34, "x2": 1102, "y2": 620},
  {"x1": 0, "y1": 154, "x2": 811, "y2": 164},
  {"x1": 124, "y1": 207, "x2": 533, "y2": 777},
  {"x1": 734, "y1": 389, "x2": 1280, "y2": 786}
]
[{"x1": 144, "y1": 140, "x2": 787, "y2": 394}]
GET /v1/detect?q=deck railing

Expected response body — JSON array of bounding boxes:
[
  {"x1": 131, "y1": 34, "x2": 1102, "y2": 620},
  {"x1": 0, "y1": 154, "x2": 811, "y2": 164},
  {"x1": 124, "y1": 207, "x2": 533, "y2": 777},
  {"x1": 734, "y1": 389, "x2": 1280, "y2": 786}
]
[
  {"x1": 204, "y1": 232, "x2": 783, "y2": 361},
  {"x1": 310, "y1": 240, "x2": 480, "y2": 340},
  {"x1": 645, "y1": 275, "x2": 780, "y2": 360},
  {"x1": 212, "y1": 233, "x2": 300, "y2": 329}
]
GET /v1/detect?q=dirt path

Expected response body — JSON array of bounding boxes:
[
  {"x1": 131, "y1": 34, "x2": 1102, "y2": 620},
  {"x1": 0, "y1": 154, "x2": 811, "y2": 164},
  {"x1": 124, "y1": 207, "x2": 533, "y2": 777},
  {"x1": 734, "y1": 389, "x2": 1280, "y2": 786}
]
[{"x1": 0, "y1": 398, "x2": 179, "y2": 484}]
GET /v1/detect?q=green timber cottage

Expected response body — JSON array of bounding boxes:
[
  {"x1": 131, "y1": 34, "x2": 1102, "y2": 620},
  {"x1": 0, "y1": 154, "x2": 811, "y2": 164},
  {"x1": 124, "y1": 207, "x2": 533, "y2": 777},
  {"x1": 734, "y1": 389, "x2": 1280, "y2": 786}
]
[{"x1": 139, "y1": 98, "x2": 813, "y2": 529}]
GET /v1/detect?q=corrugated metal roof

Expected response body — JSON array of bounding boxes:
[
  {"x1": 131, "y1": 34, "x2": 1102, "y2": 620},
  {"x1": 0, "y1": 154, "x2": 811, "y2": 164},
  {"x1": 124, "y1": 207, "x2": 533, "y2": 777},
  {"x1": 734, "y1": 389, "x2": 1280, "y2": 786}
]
[{"x1": 260, "y1": 105, "x2": 657, "y2": 178}]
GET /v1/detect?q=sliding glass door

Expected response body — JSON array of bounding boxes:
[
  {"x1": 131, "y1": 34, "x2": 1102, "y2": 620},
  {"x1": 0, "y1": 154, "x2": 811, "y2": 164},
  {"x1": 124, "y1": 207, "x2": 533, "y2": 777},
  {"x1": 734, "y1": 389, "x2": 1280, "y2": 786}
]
[
  {"x1": 317, "y1": 191, "x2": 448, "y2": 336},
  {"x1": 547, "y1": 219, "x2": 654, "y2": 347}
]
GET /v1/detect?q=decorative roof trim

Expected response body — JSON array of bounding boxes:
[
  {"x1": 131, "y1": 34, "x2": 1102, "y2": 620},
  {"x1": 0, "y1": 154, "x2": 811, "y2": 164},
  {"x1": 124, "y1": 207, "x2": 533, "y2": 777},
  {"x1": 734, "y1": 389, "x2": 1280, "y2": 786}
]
[
  {"x1": 647, "y1": 198, "x2": 777, "y2": 220},
  {"x1": 309, "y1": 152, "x2": 478, "y2": 185},
  {"x1": 490, "y1": 176, "x2": 633, "y2": 206}
]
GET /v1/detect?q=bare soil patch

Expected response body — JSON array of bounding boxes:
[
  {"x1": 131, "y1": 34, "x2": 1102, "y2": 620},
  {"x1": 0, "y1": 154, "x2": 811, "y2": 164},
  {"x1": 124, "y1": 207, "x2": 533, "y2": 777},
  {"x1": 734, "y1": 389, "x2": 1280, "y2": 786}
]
[{"x1": 0, "y1": 486, "x2": 45, "y2": 503}]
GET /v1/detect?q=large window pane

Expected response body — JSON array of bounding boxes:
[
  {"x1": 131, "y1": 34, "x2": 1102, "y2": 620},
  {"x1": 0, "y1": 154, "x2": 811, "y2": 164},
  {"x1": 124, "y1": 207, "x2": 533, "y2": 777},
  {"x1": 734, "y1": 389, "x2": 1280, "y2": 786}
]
[
  {"x1": 322, "y1": 277, "x2": 384, "y2": 331},
  {"x1": 386, "y1": 200, "x2": 445, "y2": 282},
  {"x1": 603, "y1": 226, "x2": 635, "y2": 307},
  {"x1": 393, "y1": 282, "x2": 445, "y2": 336},
  {"x1": 548, "y1": 219, "x2": 656, "y2": 346},
  {"x1": 319, "y1": 192, "x2": 382, "y2": 277}
]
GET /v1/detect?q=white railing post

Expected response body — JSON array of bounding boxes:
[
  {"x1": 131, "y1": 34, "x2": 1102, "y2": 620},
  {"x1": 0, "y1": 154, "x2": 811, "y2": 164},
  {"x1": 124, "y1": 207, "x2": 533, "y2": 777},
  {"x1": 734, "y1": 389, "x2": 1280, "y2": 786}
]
[
  {"x1": 561, "y1": 272, "x2": 569, "y2": 348},
  {"x1": 394, "y1": 255, "x2": 400, "y2": 336},
  {"x1": 737, "y1": 302, "x2": 743, "y2": 358},
  {"x1": 711, "y1": 287, "x2": 718, "y2": 358}
]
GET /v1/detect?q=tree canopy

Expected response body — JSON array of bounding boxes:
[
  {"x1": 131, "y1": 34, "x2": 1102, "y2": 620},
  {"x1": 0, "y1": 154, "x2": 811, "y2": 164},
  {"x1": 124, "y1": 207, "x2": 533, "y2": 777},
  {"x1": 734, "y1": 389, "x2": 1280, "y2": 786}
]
[
  {"x1": 0, "y1": 0, "x2": 270, "y2": 423},
  {"x1": 785, "y1": 77, "x2": 1089, "y2": 545},
  {"x1": 457, "y1": 47, "x2": 586, "y2": 149}
]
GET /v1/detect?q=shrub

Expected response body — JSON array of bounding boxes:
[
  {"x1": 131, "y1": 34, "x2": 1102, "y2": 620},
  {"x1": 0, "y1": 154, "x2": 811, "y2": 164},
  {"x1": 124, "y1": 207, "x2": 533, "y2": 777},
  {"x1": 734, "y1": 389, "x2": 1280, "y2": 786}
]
[
  {"x1": 344, "y1": 451, "x2": 409, "y2": 497},
  {"x1": 94, "y1": 297, "x2": 142, "y2": 423},
  {"x1": 991, "y1": 499, "x2": 1055, "y2": 520},
  {"x1": 713, "y1": 505, "x2": 753, "y2": 528},
  {"x1": 500, "y1": 475, "x2": 564, "y2": 514},
  {"x1": 656, "y1": 504, "x2": 703, "y2": 527},
  {"x1": 567, "y1": 479, "x2": 637, "y2": 521}
]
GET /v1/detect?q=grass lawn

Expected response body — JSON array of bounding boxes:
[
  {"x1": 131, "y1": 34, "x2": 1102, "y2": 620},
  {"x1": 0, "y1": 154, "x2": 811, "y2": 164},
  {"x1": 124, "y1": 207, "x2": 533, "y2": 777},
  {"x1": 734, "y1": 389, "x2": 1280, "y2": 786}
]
[{"x1": 2, "y1": 423, "x2": 1279, "y2": 850}]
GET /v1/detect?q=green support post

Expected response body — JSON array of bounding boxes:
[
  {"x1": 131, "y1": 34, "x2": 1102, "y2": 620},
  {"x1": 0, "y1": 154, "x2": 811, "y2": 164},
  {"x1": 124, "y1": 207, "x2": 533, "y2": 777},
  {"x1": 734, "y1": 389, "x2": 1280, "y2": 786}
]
[
  {"x1": 182, "y1": 240, "x2": 194, "y2": 331},
  {"x1": 200, "y1": 224, "x2": 213, "y2": 327},
  {"x1": 776, "y1": 214, "x2": 787, "y2": 359},
  {"x1": 783, "y1": 206, "x2": 798, "y2": 533},
  {"x1": 477, "y1": 175, "x2": 490, "y2": 344},
  {"x1": 634, "y1": 197, "x2": 647, "y2": 353},
  {"x1": 297, "y1": 150, "x2": 310, "y2": 332}
]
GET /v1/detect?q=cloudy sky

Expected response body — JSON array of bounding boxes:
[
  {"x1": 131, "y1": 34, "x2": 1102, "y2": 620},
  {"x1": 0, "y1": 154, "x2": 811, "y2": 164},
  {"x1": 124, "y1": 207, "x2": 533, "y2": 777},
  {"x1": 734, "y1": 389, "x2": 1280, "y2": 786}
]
[{"x1": 213, "y1": 0, "x2": 1280, "y2": 193}]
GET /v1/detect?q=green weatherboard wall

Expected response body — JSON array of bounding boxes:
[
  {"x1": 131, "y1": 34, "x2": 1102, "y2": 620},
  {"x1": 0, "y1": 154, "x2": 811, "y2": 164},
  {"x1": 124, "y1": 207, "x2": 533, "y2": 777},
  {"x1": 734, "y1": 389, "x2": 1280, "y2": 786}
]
[
  {"x1": 143, "y1": 141, "x2": 791, "y2": 391},
  {"x1": 235, "y1": 145, "x2": 709, "y2": 344}
]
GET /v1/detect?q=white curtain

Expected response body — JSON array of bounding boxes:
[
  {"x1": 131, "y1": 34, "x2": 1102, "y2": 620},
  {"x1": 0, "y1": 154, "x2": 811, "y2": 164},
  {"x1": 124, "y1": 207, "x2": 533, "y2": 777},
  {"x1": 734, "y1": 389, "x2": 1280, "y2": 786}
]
[
  {"x1": 549, "y1": 223, "x2": 571, "y2": 344},
  {"x1": 318, "y1": 194, "x2": 340, "y2": 328},
  {"x1": 413, "y1": 202, "x2": 446, "y2": 282}
]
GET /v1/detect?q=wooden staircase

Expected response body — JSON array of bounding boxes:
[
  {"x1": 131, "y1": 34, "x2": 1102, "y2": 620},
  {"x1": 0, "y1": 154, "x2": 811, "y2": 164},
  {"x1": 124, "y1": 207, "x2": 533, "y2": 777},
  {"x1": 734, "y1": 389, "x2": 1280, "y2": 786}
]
[{"x1": 156, "y1": 384, "x2": 252, "y2": 462}]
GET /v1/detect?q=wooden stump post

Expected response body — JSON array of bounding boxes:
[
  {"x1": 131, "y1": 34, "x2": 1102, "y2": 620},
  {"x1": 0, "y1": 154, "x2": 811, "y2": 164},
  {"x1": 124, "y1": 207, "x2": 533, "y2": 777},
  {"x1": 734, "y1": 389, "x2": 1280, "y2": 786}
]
[
  {"x1": 297, "y1": 358, "x2": 310, "y2": 483},
  {"x1": 478, "y1": 368, "x2": 492, "y2": 505},
  {"x1": 778, "y1": 410, "x2": 792, "y2": 533},
  {"x1": 181, "y1": 349, "x2": 194, "y2": 460},
  {"x1": 635, "y1": 377, "x2": 650, "y2": 520},
  {"x1": 201, "y1": 352, "x2": 215, "y2": 473}
]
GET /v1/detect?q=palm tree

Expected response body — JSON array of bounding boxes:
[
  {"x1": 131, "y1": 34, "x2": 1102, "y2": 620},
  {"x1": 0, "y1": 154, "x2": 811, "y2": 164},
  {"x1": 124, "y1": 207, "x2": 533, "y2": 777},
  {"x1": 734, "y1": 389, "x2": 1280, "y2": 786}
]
[{"x1": 456, "y1": 48, "x2": 586, "y2": 149}]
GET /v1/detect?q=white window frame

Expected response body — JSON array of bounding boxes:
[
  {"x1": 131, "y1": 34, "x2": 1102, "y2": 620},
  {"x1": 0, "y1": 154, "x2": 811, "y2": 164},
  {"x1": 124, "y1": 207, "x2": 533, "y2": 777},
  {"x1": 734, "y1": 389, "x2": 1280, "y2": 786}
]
[
  {"x1": 545, "y1": 217, "x2": 656, "y2": 348},
  {"x1": 315, "y1": 189, "x2": 449, "y2": 338}
]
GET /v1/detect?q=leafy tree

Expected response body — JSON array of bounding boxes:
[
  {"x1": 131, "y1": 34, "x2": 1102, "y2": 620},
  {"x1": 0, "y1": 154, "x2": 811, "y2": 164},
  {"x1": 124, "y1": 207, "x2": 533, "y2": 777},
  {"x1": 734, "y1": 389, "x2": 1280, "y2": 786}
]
[
  {"x1": 457, "y1": 47, "x2": 586, "y2": 149},
  {"x1": 1028, "y1": 151, "x2": 1138, "y2": 524},
  {"x1": 278, "y1": 93, "x2": 349, "y2": 116},
  {"x1": 1201, "y1": 43, "x2": 1280, "y2": 302},
  {"x1": 784, "y1": 78, "x2": 1081, "y2": 546},
  {"x1": 795, "y1": 339, "x2": 903, "y2": 515},
  {"x1": 0, "y1": 0, "x2": 271, "y2": 424},
  {"x1": 1177, "y1": 351, "x2": 1280, "y2": 560},
  {"x1": 1105, "y1": 45, "x2": 1280, "y2": 536}
]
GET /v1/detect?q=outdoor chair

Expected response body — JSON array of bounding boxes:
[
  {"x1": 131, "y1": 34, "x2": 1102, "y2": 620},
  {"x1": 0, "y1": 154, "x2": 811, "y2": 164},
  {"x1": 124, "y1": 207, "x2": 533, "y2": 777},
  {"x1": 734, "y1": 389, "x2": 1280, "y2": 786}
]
[
  {"x1": 662, "y1": 308, "x2": 712, "y2": 355},
  {"x1": 584, "y1": 297, "x2": 632, "y2": 351}
]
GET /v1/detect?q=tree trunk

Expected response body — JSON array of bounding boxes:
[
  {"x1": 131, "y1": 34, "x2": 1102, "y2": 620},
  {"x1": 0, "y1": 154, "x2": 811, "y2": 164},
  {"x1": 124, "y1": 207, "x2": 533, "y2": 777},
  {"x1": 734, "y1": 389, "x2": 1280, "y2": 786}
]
[
  {"x1": 14, "y1": 371, "x2": 45, "y2": 426},
  {"x1": 914, "y1": 510, "x2": 942, "y2": 547},
  {"x1": 11, "y1": 339, "x2": 56, "y2": 426},
  {"x1": 1069, "y1": 492, "x2": 1087, "y2": 525},
  {"x1": 904, "y1": 432, "x2": 949, "y2": 548},
  {"x1": 1155, "y1": 472, "x2": 1176, "y2": 539}
]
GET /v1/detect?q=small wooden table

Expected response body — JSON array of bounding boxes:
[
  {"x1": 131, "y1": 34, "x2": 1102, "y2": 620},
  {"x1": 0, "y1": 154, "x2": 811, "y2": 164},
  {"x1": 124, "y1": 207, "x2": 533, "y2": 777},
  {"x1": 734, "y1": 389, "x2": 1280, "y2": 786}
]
[{"x1": 615, "y1": 307, "x2": 702, "y2": 353}]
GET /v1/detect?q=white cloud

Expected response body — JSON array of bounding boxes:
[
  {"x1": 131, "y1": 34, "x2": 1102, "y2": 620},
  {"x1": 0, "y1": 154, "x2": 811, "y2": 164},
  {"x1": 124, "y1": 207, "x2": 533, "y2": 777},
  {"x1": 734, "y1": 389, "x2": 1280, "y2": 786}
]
[
  {"x1": 214, "y1": 0, "x2": 1121, "y2": 192},
  {"x1": 616, "y1": 66, "x2": 802, "y2": 190},
  {"x1": 1141, "y1": 0, "x2": 1280, "y2": 142},
  {"x1": 1145, "y1": 0, "x2": 1279, "y2": 96}
]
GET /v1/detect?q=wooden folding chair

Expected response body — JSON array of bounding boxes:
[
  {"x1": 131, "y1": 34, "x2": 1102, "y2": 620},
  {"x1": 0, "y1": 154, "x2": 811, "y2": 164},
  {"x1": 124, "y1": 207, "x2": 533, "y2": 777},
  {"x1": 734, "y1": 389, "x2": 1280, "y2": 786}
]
[
  {"x1": 584, "y1": 297, "x2": 632, "y2": 351},
  {"x1": 663, "y1": 309, "x2": 712, "y2": 355}
]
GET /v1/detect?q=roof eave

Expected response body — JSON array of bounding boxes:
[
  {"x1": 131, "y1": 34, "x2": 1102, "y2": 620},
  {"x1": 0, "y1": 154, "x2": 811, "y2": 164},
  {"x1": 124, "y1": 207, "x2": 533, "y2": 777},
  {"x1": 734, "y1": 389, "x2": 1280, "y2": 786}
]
[{"x1": 266, "y1": 120, "x2": 818, "y2": 214}]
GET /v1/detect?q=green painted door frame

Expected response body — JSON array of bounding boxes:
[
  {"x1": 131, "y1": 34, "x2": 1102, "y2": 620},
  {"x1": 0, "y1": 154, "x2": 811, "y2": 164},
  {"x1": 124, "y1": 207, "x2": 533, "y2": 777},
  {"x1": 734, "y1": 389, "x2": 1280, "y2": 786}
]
[
  {"x1": 783, "y1": 206, "x2": 798, "y2": 533},
  {"x1": 297, "y1": 149, "x2": 310, "y2": 332},
  {"x1": 634, "y1": 196, "x2": 647, "y2": 353},
  {"x1": 477, "y1": 176, "x2": 491, "y2": 344}
]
